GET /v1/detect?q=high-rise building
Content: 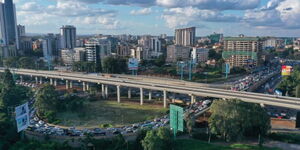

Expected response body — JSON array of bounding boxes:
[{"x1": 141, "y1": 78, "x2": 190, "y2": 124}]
[
  {"x1": 191, "y1": 48, "x2": 209, "y2": 64},
  {"x1": 60, "y1": 25, "x2": 76, "y2": 49},
  {"x1": 61, "y1": 48, "x2": 86, "y2": 66},
  {"x1": 166, "y1": 45, "x2": 191, "y2": 63},
  {"x1": 19, "y1": 36, "x2": 32, "y2": 55},
  {"x1": 116, "y1": 42, "x2": 130, "y2": 57},
  {"x1": 0, "y1": 0, "x2": 19, "y2": 57},
  {"x1": 138, "y1": 35, "x2": 162, "y2": 59},
  {"x1": 222, "y1": 35, "x2": 262, "y2": 68},
  {"x1": 85, "y1": 38, "x2": 111, "y2": 63},
  {"x1": 42, "y1": 33, "x2": 61, "y2": 59},
  {"x1": 3, "y1": 0, "x2": 18, "y2": 46},
  {"x1": 175, "y1": 27, "x2": 196, "y2": 47},
  {"x1": 43, "y1": 36, "x2": 54, "y2": 60},
  {"x1": 150, "y1": 37, "x2": 162, "y2": 58},
  {"x1": 74, "y1": 47, "x2": 86, "y2": 62},
  {"x1": 208, "y1": 33, "x2": 223, "y2": 44},
  {"x1": 17, "y1": 24, "x2": 25, "y2": 37}
]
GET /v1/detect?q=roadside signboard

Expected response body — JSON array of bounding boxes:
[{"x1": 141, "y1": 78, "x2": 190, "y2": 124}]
[
  {"x1": 225, "y1": 63, "x2": 230, "y2": 74},
  {"x1": 170, "y1": 104, "x2": 184, "y2": 138},
  {"x1": 222, "y1": 63, "x2": 230, "y2": 78},
  {"x1": 15, "y1": 102, "x2": 29, "y2": 132},
  {"x1": 282, "y1": 65, "x2": 293, "y2": 76},
  {"x1": 128, "y1": 58, "x2": 139, "y2": 71}
]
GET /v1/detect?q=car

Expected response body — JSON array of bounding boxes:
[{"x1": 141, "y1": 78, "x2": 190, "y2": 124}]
[
  {"x1": 38, "y1": 120, "x2": 45, "y2": 125},
  {"x1": 113, "y1": 130, "x2": 120, "y2": 135},
  {"x1": 94, "y1": 128, "x2": 106, "y2": 136}
]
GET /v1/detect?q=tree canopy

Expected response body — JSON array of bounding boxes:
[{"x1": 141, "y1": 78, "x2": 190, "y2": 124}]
[
  {"x1": 141, "y1": 127, "x2": 172, "y2": 150},
  {"x1": 278, "y1": 66, "x2": 300, "y2": 96},
  {"x1": 102, "y1": 57, "x2": 127, "y2": 74},
  {"x1": 208, "y1": 99, "x2": 271, "y2": 142},
  {"x1": 35, "y1": 84, "x2": 59, "y2": 119}
]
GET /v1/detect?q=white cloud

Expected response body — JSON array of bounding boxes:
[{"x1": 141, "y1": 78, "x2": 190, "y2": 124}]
[
  {"x1": 16, "y1": 0, "x2": 122, "y2": 32},
  {"x1": 19, "y1": 2, "x2": 42, "y2": 11},
  {"x1": 157, "y1": 0, "x2": 261, "y2": 10},
  {"x1": 244, "y1": 0, "x2": 300, "y2": 29},
  {"x1": 130, "y1": 8, "x2": 152, "y2": 15},
  {"x1": 53, "y1": 0, "x2": 261, "y2": 10},
  {"x1": 162, "y1": 7, "x2": 240, "y2": 28}
]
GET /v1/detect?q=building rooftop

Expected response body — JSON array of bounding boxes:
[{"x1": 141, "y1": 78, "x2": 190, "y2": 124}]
[{"x1": 224, "y1": 37, "x2": 260, "y2": 41}]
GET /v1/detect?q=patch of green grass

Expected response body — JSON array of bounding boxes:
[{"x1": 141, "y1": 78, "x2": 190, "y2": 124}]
[
  {"x1": 173, "y1": 139, "x2": 281, "y2": 150},
  {"x1": 174, "y1": 139, "x2": 231, "y2": 150},
  {"x1": 55, "y1": 100, "x2": 167, "y2": 128},
  {"x1": 230, "y1": 144, "x2": 281, "y2": 150},
  {"x1": 268, "y1": 132, "x2": 300, "y2": 144}
]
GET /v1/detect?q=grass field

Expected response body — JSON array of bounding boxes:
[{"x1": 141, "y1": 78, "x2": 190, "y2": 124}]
[
  {"x1": 56, "y1": 100, "x2": 167, "y2": 128},
  {"x1": 173, "y1": 139, "x2": 282, "y2": 150}
]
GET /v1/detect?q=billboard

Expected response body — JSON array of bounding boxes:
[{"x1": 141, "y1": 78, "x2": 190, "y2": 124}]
[
  {"x1": 15, "y1": 102, "x2": 29, "y2": 118},
  {"x1": 15, "y1": 103, "x2": 29, "y2": 132},
  {"x1": 16, "y1": 114, "x2": 29, "y2": 132},
  {"x1": 282, "y1": 65, "x2": 293, "y2": 76},
  {"x1": 128, "y1": 58, "x2": 139, "y2": 70}
]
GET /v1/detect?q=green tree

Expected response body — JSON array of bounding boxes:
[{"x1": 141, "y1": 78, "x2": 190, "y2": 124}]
[
  {"x1": 154, "y1": 55, "x2": 166, "y2": 67},
  {"x1": 141, "y1": 127, "x2": 172, "y2": 150},
  {"x1": 278, "y1": 68, "x2": 300, "y2": 96},
  {"x1": 18, "y1": 57, "x2": 35, "y2": 69},
  {"x1": 103, "y1": 57, "x2": 127, "y2": 74},
  {"x1": 208, "y1": 49, "x2": 222, "y2": 61},
  {"x1": 1, "y1": 69, "x2": 15, "y2": 90},
  {"x1": 296, "y1": 85, "x2": 300, "y2": 98},
  {"x1": 3, "y1": 57, "x2": 19, "y2": 68},
  {"x1": 135, "y1": 129, "x2": 149, "y2": 150},
  {"x1": 0, "y1": 69, "x2": 31, "y2": 150},
  {"x1": 209, "y1": 99, "x2": 270, "y2": 142},
  {"x1": 35, "y1": 84, "x2": 59, "y2": 119}
]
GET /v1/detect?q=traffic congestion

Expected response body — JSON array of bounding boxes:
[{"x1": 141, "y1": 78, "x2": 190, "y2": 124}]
[
  {"x1": 230, "y1": 66, "x2": 280, "y2": 91},
  {"x1": 16, "y1": 80, "x2": 212, "y2": 138}
]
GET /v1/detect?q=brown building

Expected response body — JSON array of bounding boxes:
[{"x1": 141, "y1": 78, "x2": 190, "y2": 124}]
[
  {"x1": 116, "y1": 42, "x2": 130, "y2": 57},
  {"x1": 166, "y1": 45, "x2": 191, "y2": 63},
  {"x1": 222, "y1": 36, "x2": 262, "y2": 68}
]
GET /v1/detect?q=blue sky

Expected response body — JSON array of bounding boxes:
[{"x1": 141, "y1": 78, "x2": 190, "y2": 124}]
[{"x1": 13, "y1": 0, "x2": 300, "y2": 37}]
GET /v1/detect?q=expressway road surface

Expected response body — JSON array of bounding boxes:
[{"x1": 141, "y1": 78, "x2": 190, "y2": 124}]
[{"x1": 2, "y1": 68, "x2": 300, "y2": 110}]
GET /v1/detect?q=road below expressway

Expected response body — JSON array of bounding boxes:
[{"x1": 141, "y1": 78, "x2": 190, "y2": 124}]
[{"x1": 1, "y1": 68, "x2": 300, "y2": 110}]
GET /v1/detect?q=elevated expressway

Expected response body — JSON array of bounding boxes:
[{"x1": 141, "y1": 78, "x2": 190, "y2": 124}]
[{"x1": 1, "y1": 68, "x2": 300, "y2": 110}]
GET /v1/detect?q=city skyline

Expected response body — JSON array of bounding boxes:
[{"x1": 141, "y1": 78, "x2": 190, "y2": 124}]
[{"x1": 12, "y1": 0, "x2": 300, "y2": 37}]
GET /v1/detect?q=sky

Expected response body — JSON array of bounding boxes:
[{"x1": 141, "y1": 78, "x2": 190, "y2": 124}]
[{"x1": 12, "y1": 0, "x2": 300, "y2": 37}]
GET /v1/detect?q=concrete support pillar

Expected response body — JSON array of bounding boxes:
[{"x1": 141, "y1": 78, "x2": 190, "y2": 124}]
[
  {"x1": 50, "y1": 78, "x2": 53, "y2": 85},
  {"x1": 39, "y1": 77, "x2": 43, "y2": 84},
  {"x1": 66, "y1": 80, "x2": 69, "y2": 89},
  {"x1": 163, "y1": 90, "x2": 167, "y2": 108},
  {"x1": 35, "y1": 77, "x2": 38, "y2": 84},
  {"x1": 117, "y1": 85, "x2": 121, "y2": 103},
  {"x1": 191, "y1": 95, "x2": 196, "y2": 104},
  {"x1": 83, "y1": 82, "x2": 86, "y2": 92},
  {"x1": 128, "y1": 88, "x2": 132, "y2": 99},
  {"x1": 86, "y1": 83, "x2": 90, "y2": 91},
  {"x1": 70, "y1": 81, "x2": 73, "y2": 88},
  {"x1": 101, "y1": 84, "x2": 105, "y2": 98},
  {"x1": 140, "y1": 88, "x2": 144, "y2": 105},
  {"x1": 149, "y1": 90, "x2": 152, "y2": 101},
  {"x1": 105, "y1": 86, "x2": 108, "y2": 98},
  {"x1": 20, "y1": 76, "x2": 23, "y2": 83},
  {"x1": 54, "y1": 79, "x2": 57, "y2": 87}
]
